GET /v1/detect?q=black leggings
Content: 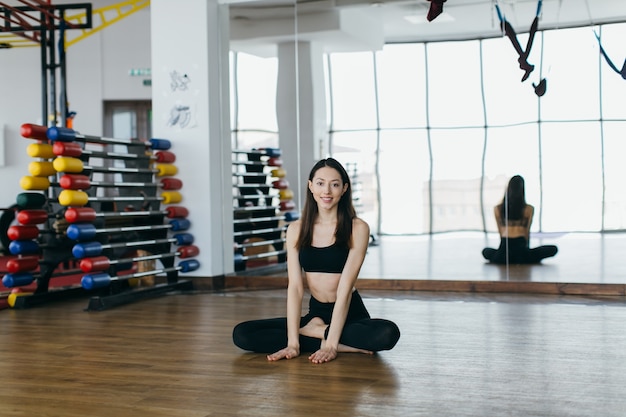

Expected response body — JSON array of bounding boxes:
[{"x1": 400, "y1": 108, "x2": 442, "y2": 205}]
[
  {"x1": 482, "y1": 237, "x2": 558, "y2": 264},
  {"x1": 232, "y1": 291, "x2": 400, "y2": 354}
]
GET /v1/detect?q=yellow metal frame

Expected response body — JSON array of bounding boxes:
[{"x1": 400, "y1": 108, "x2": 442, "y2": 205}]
[{"x1": 0, "y1": 0, "x2": 150, "y2": 49}]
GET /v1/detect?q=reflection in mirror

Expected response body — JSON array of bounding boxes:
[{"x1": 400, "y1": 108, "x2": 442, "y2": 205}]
[
  {"x1": 482, "y1": 175, "x2": 558, "y2": 280},
  {"x1": 228, "y1": 0, "x2": 304, "y2": 274},
  {"x1": 228, "y1": 2, "x2": 626, "y2": 285}
]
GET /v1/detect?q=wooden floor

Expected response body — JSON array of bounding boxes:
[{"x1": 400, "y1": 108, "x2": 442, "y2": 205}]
[
  {"x1": 1, "y1": 289, "x2": 625, "y2": 417},
  {"x1": 2, "y1": 232, "x2": 625, "y2": 416}
]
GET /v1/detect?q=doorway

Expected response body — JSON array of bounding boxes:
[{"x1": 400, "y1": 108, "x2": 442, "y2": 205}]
[{"x1": 103, "y1": 100, "x2": 152, "y2": 140}]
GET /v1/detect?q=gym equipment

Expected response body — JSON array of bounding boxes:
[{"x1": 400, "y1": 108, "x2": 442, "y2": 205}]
[
  {"x1": 52, "y1": 156, "x2": 177, "y2": 176},
  {"x1": 47, "y1": 126, "x2": 171, "y2": 149},
  {"x1": 51, "y1": 141, "x2": 176, "y2": 163},
  {"x1": 232, "y1": 211, "x2": 299, "y2": 225},
  {"x1": 57, "y1": 189, "x2": 182, "y2": 206},
  {"x1": 16, "y1": 192, "x2": 47, "y2": 209},
  {"x1": 233, "y1": 201, "x2": 295, "y2": 213},
  {"x1": 427, "y1": 0, "x2": 446, "y2": 21},
  {"x1": 280, "y1": 201, "x2": 295, "y2": 211},
  {"x1": 16, "y1": 210, "x2": 51, "y2": 225},
  {"x1": 231, "y1": 145, "x2": 297, "y2": 272},
  {"x1": 2, "y1": 272, "x2": 37, "y2": 287},
  {"x1": 233, "y1": 237, "x2": 285, "y2": 250},
  {"x1": 232, "y1": 157, "x2": 283, "y2": 167},
  {"x1": 6, "y1": 256, "x2": 40, "y2": 273},
  {"x1": 7, "y1": 290, "x2": 34, "y2": 308},
  {"x1": 232, "y1": 148, "x2": 282, "y2": 157},
  {"x1": 26, "y1": 143, "x2": 55, "y2": 159},
  {"x1": 234, "y1": 192, "x2": 278, "y2": 201},
  {"x1": 271, "y1": 168, "x2": 286, "y2": 178},
  {"x1": 79, "y1": 245, "x2": 199, "y2": 273},
  {"x1": 22, "y1": 124, "x2": 171, "y2": 150},
  {"x1": 278, "y1": 189, "x2": 294, "y2": 201},
  {"x1": 20, "y1": 176, "x2": 54, "y2": 191},
  {"x1": 67, "y1": 218, "x2": 191, "y2": 241},
  {"x1": 234, "y1": 250, "x2": 286, "y2": 266},
  {"x1": 495, "y1": 0, "x2": 546, "y2": 96},
  {"x1": 81, "y1": 259, "x2": 200, "y2": 290},
  {"x1": 594, "y1": 30, "x2": 626, "y2": 79},
  {"x1": 7, "y1": 225, "x2": 42, "y2": 240},
  {"x1": 8, "y1": 240, "x2": 43, "y2": 255},
  {"x1": 2, "y1": 266, "x2": 96, "y2": 288},
  {"x1": 60, "y1": 175, "x2": 182, "y2": 190},
  {"x1": 28, "y1": 161, "x2": 57, "y2": 177},
  {"x1": 232, "y1": 172, "x2": 268, "y2": 179},
  {"x1": 271, "y1": 179, "x2": 289, "y2": 189},
  {"x1": 20, "y1": 123, "x2": 49, "y2": 141},
  {"x1": 9, "y1": 123, "x2": 196, "y2": 310},
  {"x1": 233, "y1": 225, "x2": 288, "y2": 238},
  {"x1": 64, "y1": 206, "x2": 189, "y2": 223},
  {"x1": 20, "y1": 175, "x2": 182, "y2": 191},
  {"x1": 72, "y1": 233, "x2": 194, "y2": 258},
  {"x1": 237, "y1": 179, "x2": 288, "y2": 191}
]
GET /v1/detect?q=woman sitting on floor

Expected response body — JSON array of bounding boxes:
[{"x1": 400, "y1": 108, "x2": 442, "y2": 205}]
[
  {"x1": 233, "y1": 157, "x2": 400, "y2": 364},
  {"x1": 482, "y1": 175, "x2": 558, "y2": 264}
]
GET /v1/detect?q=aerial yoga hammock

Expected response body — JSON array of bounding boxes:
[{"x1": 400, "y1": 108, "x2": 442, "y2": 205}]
[
  {"x1": 494, "y1": 0, "x2": 547, "y2": 96},
  {"x1": 594, "y1": 31, "x2": 626, "y2": 80},
  {"x1": 426, "y1": 0, "x2": 447, "y2": 22}
]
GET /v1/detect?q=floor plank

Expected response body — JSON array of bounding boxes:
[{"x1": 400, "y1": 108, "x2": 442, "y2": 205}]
[{"x1": 1, "y1": 290, "x2": 625, "y2": 417}]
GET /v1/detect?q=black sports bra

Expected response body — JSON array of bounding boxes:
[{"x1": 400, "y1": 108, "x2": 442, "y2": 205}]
[{"x1": 299, "y1": 243, "x2": 349, "y2": 273}]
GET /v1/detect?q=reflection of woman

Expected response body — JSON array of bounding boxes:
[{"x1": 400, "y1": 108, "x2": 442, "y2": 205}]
[
  {"x1": 233, "y1": 158, "x2": 400, "y2": 364},
  {"x1": 482, "y1": 175, "x2": 558, "y2": 264}
]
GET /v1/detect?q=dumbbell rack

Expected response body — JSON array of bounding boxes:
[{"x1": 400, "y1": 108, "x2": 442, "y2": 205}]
[
  {"x1": 232, "y1": 149, "x2": 298, "y2": 274},
  {"x1": 1, "y1": 124, "x2": 197, "y2": 310}
]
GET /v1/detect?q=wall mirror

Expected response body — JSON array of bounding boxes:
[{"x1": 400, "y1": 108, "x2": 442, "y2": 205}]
[{"x1": 227, "y1": 0, "x2": 626, "y2": 288}]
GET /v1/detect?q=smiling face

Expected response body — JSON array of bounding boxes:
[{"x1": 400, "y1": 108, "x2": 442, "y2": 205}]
[{"x1": 308, "y1": 166, "x2": 348, "y2": 211}]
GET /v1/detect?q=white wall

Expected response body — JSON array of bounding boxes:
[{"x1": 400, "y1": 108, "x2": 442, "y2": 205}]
[
  {"x1": 150, "y1": 0, "x2": 233, "y2": 277},
  {"x1": 0, "y1": 47, "x2": 46, "y2": 209},
  {"x1": 101, "y1": 9, "x2": 152, "y2": 101}
]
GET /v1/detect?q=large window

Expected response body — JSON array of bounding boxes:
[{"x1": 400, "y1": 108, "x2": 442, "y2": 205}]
[
  {"x1": 230, "y1": 52, "x2": 279, "y2": 150},
  {"x1": 327, "y1": 23, "x2": 626, "y2": 234},
  {"x1": 231, "y1": 22, "x2": 626, "y2": 235}
]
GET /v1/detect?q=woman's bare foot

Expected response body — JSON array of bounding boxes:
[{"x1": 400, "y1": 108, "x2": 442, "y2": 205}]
[
  {"x1": 301, "y1": 319, "x2": 374, "y2": 356},
  {"x1": 336, "y1": 342, "x2": 373, "y2": 355},
  {"x1": 320, "y1": 338, "x2": 373, "y2": 355},
  {"x1": 299, "y1": 317, "x2": 327, "y2": 339}
]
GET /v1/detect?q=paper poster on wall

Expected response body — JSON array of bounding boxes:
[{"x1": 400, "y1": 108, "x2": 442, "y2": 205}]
[
  {"x1": 170, "y1": 70, "x2": 190, "y2": 92},
  {"x1": 160, "y1": 68, "x2": 198, "y2": 130},
  {"x1": 167, "y1": 102, "x2": 196, "y2": 129}
]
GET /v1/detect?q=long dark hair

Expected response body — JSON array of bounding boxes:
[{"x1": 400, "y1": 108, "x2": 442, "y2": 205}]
[
  {"x1": 500, "y1": 175, "x2": 527, "y2": 220},
  {"x1": 296, "y1": 158, "x2": 356, "y2": 250}
]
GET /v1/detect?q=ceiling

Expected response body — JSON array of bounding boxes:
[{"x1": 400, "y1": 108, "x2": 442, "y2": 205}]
[
  {"x1": 228, "y1": 0, "x2": 626, "y2": 56},
  {"x1": 1, "y1": 0, "x2": 624, "y2": 55}
]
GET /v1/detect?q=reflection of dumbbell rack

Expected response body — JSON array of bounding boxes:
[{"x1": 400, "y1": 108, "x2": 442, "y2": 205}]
[
  {"x1": 232, "y1": 149, "x2": 299, "y2": 274},
  {"x1": 1, "y1": 124, "x2": 197, "y2": 310},
  {"x1": 345, "y1": 162, "x2": 377, "y2": 245},
  {"x1": 345, "y1": 162, "x2": 363, "y2": 213}
]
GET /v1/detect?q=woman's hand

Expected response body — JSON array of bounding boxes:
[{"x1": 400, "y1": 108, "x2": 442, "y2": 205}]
[
  {"x1": 308, "y1": 344, "x2": 338, "y2": 364},
  {"x1": 267, "y1": 346, "x2": 300, "y2": 361}
]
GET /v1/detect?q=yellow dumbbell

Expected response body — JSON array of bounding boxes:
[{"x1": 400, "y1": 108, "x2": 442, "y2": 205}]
[{"x1": 58, "y1": 189, "x2": 182, "y2": 207}]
